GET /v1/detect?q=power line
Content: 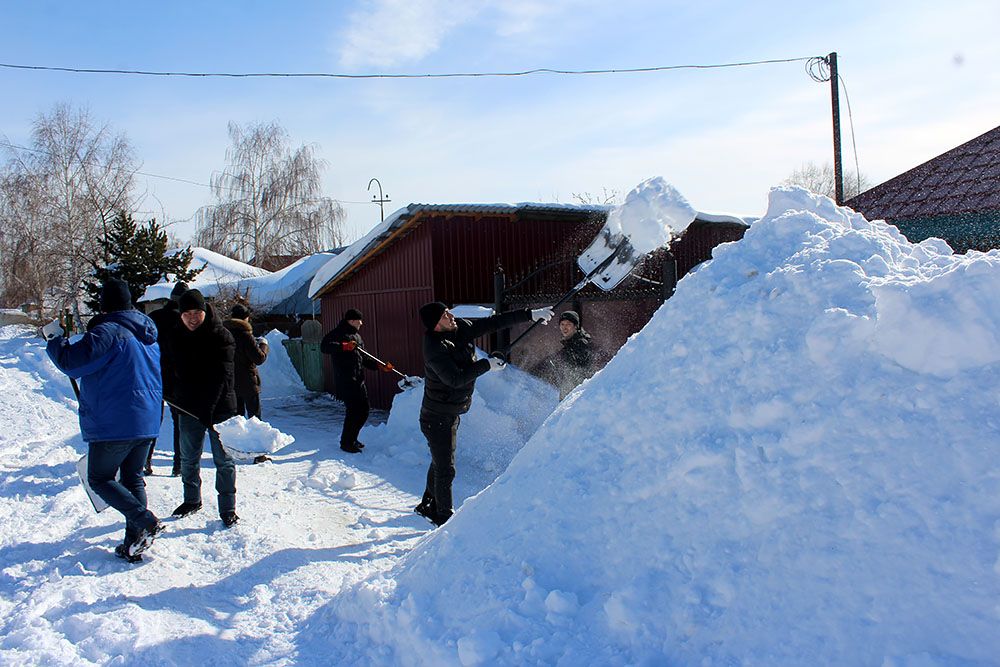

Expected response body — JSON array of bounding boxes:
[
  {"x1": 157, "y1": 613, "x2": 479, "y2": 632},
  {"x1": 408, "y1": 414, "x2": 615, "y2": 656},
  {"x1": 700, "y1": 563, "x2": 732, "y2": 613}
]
[
  {"x1": 0, "y1": 140, "x2": 373, "y2": 205},
  {"x1": 0, "y1": 57, "x2": 818, "y2": 80}
]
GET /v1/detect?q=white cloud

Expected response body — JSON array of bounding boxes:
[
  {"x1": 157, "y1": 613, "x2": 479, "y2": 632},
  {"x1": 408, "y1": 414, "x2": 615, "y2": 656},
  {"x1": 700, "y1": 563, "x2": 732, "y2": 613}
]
[{"x1": 336, "y1": 0, "x2": 483, "y2": 69}]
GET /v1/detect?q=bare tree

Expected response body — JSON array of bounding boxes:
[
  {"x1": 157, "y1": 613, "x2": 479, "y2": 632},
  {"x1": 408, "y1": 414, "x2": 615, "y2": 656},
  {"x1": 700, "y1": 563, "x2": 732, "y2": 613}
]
[
  {"x1": 194, "y1": 121, "x2": 346, "y2": 266},
  {"x1": 0, "y1": 103, "x2": 138, "y2": 317},
  {"x1": 783, "y1": 162, "x2": 872, "y2": 201},
  {"x1": 571, "y1": 187, "x2": 622, "y2": 206}
]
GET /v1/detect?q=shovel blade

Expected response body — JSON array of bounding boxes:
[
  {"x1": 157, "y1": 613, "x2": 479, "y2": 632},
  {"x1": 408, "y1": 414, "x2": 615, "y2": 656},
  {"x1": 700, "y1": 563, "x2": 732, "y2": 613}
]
[{"x1": 576, "y1": 227, "x2": 643, "y2": 291}]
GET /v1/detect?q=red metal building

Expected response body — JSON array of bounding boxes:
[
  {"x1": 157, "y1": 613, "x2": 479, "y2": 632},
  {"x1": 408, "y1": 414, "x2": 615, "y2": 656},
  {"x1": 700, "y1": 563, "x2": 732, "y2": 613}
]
[{"x1": 310, "y1": 203, "x2": 747, "y2": 409}]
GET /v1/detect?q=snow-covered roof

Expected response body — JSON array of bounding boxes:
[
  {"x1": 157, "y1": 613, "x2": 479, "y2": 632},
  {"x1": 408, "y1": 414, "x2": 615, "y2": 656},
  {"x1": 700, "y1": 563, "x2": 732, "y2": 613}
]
[{"x1": 142, "y1": 247, "x2": 342, "y2": 315}]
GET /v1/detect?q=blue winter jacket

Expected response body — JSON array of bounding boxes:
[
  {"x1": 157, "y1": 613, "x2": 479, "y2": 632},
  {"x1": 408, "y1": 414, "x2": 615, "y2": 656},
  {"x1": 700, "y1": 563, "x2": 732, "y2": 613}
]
[{"x1": 46, "y1": 309, "x2": 162, "y2": 442}]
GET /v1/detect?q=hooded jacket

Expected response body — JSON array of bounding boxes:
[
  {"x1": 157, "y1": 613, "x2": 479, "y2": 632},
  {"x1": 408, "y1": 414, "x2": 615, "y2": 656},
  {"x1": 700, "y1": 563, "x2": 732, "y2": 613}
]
[
  {"x1": 165, "y1": 303, "x2": 237, "y2": 426},
  {"x1": 320, "y1": 318, "x2": 377, "y2": 401},
  {"x1": 46, "y1": 309, "x2": 162, "y2": 442},
  {"x1": 223, "y1": 317, "x2": 268, "y2": 397},
  {"x1": 557, "y1": 327, "x2": 593, "y2": 398},
  {"x1": 421, "y1": 309, "x2": 531, "y2": 416}
]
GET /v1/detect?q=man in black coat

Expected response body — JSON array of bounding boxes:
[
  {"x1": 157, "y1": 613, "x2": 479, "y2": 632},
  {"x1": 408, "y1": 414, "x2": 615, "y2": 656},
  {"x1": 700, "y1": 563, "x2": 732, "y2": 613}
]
[
  {"x1": 165, "y1": 289, "x2": 240, "y2": 527},
  {"x1": 224, "y1": 303, "x2": 269, "y2": 420},
  {"x1": 553, "y1": 310, "x2": 594, "y2": 400},
  {"x1": 415, "y1": 301, "x2": 553, "y2": 526},
  {"x1": 320, "y1": 308, "x2": 389, "y2": 453},
  {"x1": 146, "y1": 281, "x2": 187, "y2": 476}
]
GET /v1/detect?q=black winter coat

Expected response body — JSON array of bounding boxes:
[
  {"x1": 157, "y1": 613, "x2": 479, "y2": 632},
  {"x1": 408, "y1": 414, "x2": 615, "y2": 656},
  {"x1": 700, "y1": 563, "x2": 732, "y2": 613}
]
[
  {"x1": 556, "y1": 328, "x2": 593, "y2": 398},
  {"x1": 421, "y1": 309, "x2": 531, "y2": 416},
  {"x1": 165, "y1": 303, "x2": 237, "y2": 426},
  {"x1": 320, "y1": 319, "x2": 377, "y2": 401},
  {"x1": 148, "y1": 301, "x2": 180, "y2": 397},
  {"x1": 223, "y1": 318, "x2": 268, "y2": 398}
]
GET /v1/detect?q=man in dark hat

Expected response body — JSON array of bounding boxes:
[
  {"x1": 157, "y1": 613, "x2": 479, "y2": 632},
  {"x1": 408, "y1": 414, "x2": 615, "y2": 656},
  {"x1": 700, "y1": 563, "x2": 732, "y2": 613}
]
[
  {"x1": 552, "y1": 310, "x2": 593, "y2": 400},
  {"x1": 45, "y1": 278, "x2": 164, "y2": 562},
  {"x1": 224, "y1": 303, "x2": 269, "y2": 420},
  {"x1": 146, "y1": 281, "x2": 188, "y2": 475},
  {"x1": 414, "y1": 301, "x2": 553, "y2": 526},
  {"x1": 165, "y1": 289, "x2": 240, "y2": 527},
  {"x1": 320, "y1": 308, "x2": 392, "y2": 453}
]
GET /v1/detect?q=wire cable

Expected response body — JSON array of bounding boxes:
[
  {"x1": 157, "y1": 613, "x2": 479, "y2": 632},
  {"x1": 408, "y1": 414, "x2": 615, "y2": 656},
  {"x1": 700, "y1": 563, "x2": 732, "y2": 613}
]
[
  {"x1": 837, "y1": 73, "x2": 863, "y2": 196},
  {"x1": 0, "y1": 57, "x2": 818, "y2": 80},
  {"x1": 0, "y1": 140, "x2": 373, "y2": 205}
]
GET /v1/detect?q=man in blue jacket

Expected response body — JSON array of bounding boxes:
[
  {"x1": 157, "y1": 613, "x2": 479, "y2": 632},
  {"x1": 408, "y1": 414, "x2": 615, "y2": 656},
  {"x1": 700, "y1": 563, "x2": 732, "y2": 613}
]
[{"x1": 45, "y1": 278, "x2": 164, "y2": 562}]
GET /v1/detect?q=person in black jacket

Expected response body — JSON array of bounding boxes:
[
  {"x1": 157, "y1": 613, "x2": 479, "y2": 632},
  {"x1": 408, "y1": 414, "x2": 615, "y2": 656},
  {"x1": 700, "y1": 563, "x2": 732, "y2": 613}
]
[
  {"x1": 165, "y1": 289, "x2": 240, "y2": 527},
  {"x1": 224, "y1": 303, "x2": 269, "y2": 420},
  {"x1": 146, "y1": 281, "x2": 187, "y2": 476},
  {"x1": 320, "y1": 308, "x2": 391, "y2": 453},
  {"x1": 553, "y1": 310, "x2": 593, "y2": 400},
  {"x1": 414, "y1": 301, "x2": 553, "y2": 526}
]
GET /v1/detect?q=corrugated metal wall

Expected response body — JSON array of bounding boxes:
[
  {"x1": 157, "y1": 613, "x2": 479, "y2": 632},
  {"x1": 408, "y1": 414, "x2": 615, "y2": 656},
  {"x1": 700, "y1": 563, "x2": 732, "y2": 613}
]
[{"x1": 320, "y1": 223, "x2": 435, "y2": 409}]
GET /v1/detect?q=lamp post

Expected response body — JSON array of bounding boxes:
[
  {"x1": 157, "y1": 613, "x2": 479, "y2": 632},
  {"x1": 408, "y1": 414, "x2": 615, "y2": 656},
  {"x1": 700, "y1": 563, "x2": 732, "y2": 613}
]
[{"x1": 368, "y1": 178, "x2": 391, "y2": 221}]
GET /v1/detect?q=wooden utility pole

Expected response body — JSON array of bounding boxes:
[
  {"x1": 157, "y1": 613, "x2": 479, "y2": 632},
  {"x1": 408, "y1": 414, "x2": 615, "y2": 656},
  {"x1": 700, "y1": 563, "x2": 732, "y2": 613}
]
[{"x1": 828, "y1": 52, "x2": 844, "y2": 205}]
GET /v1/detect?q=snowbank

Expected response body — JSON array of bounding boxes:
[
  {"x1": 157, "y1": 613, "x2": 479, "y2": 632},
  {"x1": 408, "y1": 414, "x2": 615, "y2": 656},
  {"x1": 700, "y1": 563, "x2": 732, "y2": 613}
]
[
  {"x1": 259, "y1": 329, "x2": 309, "y2": 399},
  {"x1": 317, "y1": 186, "x2": 1000, "y2": 665}
]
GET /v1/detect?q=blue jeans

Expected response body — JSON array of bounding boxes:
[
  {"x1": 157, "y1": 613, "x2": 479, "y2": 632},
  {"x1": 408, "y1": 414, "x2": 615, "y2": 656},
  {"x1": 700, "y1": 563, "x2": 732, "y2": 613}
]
[
  {"x1": 88, "y1": 439, "x2": 158, "y2": 542},
  {"x1": 177, "y1": 413, "x2": 237, "y2": 514}
]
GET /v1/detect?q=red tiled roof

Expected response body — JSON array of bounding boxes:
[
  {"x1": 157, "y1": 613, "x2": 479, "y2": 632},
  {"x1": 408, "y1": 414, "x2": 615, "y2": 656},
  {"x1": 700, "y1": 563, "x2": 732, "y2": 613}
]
[{"x1": 846, "y1": 125, "x2": 1000, "y2": 220}]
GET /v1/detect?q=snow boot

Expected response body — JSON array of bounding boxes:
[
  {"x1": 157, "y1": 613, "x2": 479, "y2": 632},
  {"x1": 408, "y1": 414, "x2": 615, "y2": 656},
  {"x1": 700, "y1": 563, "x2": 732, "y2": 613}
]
[
  {"x1": 221, "y1": 511, "x2": 240, "y2": 528},
  {"x1": 340, "y1": 442, "x2": 363, "y2": 454},
  {"x1": 172, "y1": 501, "x2": 202, "y2": 518},
  {"x1": 355, "y1": 440, "x2": 365, "y2": 449},
  {"x1": 128, "y1": 520, "x2": 164, "y2": 558},
  {"x1": 114, "y1": 543, "x2": 142, "y2": 564},
  {"x1": 414, "y1": 500, "x2": 437, "y2": 523}
]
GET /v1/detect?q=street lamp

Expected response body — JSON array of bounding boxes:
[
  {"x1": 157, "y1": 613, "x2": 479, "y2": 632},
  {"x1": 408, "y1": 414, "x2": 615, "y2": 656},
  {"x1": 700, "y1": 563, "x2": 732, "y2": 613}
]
[{"x1": 368, "y1": 178, "x2": 391, "y2": 222}]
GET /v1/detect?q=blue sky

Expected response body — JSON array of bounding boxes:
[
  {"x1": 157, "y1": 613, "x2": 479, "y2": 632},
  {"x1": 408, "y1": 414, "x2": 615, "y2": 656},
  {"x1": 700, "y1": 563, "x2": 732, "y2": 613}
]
[{"x1": 2, "y1": 0, "x2": 998, "y2": 242}]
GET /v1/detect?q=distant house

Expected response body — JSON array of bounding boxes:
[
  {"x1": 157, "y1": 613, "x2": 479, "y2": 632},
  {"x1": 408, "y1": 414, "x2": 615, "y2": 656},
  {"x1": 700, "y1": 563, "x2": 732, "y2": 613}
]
[
  {"x1": 846, "y1": 125, "x2": 1000, "y2": 252},
  {"x1": 308, "y1": 203, "x2": 748, "y2": 409}
]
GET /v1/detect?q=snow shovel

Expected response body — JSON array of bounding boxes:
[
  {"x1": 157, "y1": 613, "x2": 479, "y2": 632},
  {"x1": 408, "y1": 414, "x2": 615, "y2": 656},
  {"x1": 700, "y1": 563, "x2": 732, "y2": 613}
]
[
  {"x1": 356, "y1": 346, "x2": 421, "y2": 390},
  {"x1": 57, "y1": 361, "x2": 110, "y2": 513},
  {"x1": 164, "y1": 400, "x2": 290, "y2": 463},
  {"x1": 494, "y1": 236, "x2": 641, "y2": 363}
]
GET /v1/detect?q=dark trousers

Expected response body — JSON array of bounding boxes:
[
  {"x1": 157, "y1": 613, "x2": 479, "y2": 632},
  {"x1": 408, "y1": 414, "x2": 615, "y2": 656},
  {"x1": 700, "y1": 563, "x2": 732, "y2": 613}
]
[
  {"x1": 420, "y1": 411, "x2": 460, "y2": 517},
  {"x1": 177, "y1": 413, "x2": 237, "y2": 514},
  {"x1": 147, "y1": 404, "x2": 181, "y2": 470},
  {"x1": 236, "y1": 391, "x2": 262, "y2": 420},
  {"x1": 340, "y1": 394, "x2": 370, "y2": 447},
  {"x1": 88, "y1": 439, "x2": 158, "y2": 542}
]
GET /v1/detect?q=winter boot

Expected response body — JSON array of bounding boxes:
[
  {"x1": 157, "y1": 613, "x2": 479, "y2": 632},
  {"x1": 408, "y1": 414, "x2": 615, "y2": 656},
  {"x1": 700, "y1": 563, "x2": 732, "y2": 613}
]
[
  {"x1": 128, "y1": 520, "x2": 164, "y2": 558},
  {"x1": 221, "y1": 511, "x2": 240, "y2": 528},
  {"x1": 114, "y1": 543, "x2": 143, "y2": 563},
  {"x1": 354, "y1": 440, "x2": 366, "y2": 449},
  {"x1": 172, "y1": 501, "x2": 202, "y2": 518},
  {"x1": 414, "y1": 498, "x2": 437, "y2": 523},
  {"x1": 340, "y1": 442, "x2": 362, "y2": 454}
]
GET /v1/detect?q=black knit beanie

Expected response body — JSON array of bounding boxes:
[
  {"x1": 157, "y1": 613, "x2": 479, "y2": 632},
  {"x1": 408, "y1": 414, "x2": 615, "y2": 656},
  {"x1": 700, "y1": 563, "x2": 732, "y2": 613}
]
[
  {"x1": 231, "y1": 304, "x2": 250, "y2": 320},
  {"x1": 344, "y1": 308, "x2": 363, "y2": 321},
  {"x1": 419, "y1": 301, "x2": 447, "y2": 331},
  {"x1": 100, "y1": 278, "x2": 132, "y2": 313},
  {"x1": 559, "y1": 310, "x2": 581, "y2": 327},
  {"x1": 169, "y1": 281, "x2": 189, "y2": 301},
  {"x1": 178, "y1": 289, "x2": 207, "y2": 313}
]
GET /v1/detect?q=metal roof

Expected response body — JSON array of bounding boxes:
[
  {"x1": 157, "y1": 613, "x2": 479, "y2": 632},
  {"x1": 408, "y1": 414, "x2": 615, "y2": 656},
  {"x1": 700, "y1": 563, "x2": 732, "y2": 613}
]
[{"x1": 847, "y1": 124, "x2": 1000, "y2": 221}]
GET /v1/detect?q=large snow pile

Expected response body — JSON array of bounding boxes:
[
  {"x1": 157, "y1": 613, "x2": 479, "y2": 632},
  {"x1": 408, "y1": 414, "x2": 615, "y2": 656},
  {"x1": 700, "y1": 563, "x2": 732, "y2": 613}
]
[
  {"x1": 259, "y1": 329, "x2": 309, "y2": 399},
  {"x1": 315, "y1": 187, "x2": 1000, "y2": 665}
]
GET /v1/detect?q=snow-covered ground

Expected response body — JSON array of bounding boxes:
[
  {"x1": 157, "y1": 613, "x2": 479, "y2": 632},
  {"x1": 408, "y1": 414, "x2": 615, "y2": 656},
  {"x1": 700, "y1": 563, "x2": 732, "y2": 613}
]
[{"x1": 2, "y1": 186, "x2": 999, "y2": 665}]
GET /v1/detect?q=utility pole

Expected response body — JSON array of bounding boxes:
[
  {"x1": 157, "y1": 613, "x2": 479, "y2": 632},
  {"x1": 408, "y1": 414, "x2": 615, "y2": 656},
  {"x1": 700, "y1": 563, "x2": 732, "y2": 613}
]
[
  {"x1": 828, "y1": 52, "x2": 844, "y2": 205},
  {"x1": 368, "y1": 178, "x2": 391, "y2": 222}
]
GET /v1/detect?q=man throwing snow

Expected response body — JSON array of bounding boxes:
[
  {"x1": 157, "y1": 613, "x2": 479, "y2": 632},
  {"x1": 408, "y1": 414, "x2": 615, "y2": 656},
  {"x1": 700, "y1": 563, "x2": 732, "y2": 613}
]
[
  {"x1": 552, "y1": 310, "x2": 593, "y2": 399},
  {"x1": 164, "y1": 289, "x2": 240, "y2": 527},
  {"x1": 44, "y1": 278, "x2": 163, "y2": 562},
  {"x1": 415, "y1": 302, "x2": 553, "y2": 526}
]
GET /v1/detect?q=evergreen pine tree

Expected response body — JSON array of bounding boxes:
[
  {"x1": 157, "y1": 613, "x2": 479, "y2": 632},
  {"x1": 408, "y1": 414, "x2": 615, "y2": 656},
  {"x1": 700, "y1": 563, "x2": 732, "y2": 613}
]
[{"x1": 84, "y1": 211, "x2": 203, "y2": 312}]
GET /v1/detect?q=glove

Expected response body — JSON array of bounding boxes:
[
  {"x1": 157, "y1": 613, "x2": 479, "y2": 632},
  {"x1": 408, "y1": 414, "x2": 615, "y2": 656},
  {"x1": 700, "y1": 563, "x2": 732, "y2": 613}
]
[
  {"x1": 341, "y1": 341, "x2": 357, "y2": 351},
  {"x1": 531, "y1": 306, "x2": 554, "y2": 324},
  {"x1": 256, "y1": 337, "x2": 268, "y2": 347},
  {"x1": 487, "y1": 355, "x2": 506, "y2": 371},
  {"x1": 42, "y1": 319, "x2": 63, "y2": 341},
  {"x1": 380, "y1": 362, "x2": 394, "y2": 373}
]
